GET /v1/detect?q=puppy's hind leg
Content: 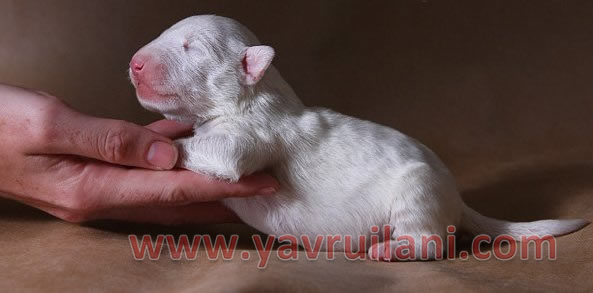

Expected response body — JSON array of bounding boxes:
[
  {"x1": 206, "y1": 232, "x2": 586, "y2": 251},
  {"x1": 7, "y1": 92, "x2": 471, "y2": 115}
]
[
  {"x1": 367, "y1": 164, "x2": 461, "y2": 261},
  {"x1": 367, "y1": 229, "x2": 448, "y2": 261},
  {"x1": 367, "y1": 191, "x2": 456, "y2": 261}
]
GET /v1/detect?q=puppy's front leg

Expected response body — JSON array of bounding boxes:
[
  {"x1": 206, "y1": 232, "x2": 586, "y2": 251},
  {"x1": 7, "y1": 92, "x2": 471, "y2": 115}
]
[{"x1": 175, "y1": 135, "x2": 254, "y2": 182}]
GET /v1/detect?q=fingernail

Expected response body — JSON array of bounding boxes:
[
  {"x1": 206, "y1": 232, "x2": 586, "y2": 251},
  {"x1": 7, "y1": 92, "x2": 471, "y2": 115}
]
[
  {"x1": 147, "y1": 141, "x2": 177, "y2": 169},
  {"x1": 258, "y1": 187, "x2": 277, "y2": 195}
]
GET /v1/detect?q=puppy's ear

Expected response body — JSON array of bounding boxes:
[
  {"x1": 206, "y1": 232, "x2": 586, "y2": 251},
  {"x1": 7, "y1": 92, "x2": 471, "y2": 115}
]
[{"x1": 239, "y1": 46, "x2": 275, "y2": 85}]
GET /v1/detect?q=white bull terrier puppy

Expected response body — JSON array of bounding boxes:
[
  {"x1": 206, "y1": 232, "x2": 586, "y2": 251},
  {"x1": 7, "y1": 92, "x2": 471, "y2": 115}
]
[{"x1": 129, "y1": 15, "x2": 588, "y2": 261}]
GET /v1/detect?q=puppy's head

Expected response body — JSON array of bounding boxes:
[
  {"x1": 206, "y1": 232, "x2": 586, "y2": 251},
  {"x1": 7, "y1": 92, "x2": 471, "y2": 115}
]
[{"x1": 129, "y1": 15, "x2": 275, "y2": 122}]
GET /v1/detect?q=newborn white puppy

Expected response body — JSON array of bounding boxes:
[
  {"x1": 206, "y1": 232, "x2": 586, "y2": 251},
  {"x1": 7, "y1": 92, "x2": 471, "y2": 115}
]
[{"x1": 129, "y1": 15, "x2": 588, "y2": 260}]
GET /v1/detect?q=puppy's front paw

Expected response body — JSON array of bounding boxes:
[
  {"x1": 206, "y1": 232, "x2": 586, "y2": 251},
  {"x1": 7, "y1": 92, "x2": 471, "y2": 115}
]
[{"x1": 174, "y1": 138, "x2": 242, "y2": 182}]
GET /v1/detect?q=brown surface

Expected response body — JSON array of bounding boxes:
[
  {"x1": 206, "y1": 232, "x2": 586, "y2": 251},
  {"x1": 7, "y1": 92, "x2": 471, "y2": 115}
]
[{"x1": 1, "y1": 1, "x2": 592, "y2": 292}]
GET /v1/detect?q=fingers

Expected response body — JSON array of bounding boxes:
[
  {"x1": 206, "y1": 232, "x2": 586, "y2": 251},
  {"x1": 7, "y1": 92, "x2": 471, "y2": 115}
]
[
  {"x1": 80, "y1": 162, "x2": 279, "y2": 209},
  {"x1": 12, "y1": 86, "x2": 187, "y2": 170},
  {"x1": 40, "y1": 110, "x2": 179, "y2": 170},
  {"x1": 15, "y1": 155, "x2": 277, "y2": 225},
  {"x1": 145, "y1": 119, "x2": 194, "y2": 138}
]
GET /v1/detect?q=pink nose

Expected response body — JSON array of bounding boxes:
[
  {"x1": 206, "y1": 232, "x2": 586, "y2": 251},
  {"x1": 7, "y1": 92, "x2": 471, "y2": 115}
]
[
  {"x1": 130, "y1": 55, "x2": 147, "y2": 75},
  {"x1": 132, "y1": 62, "x2": 144, "y2": 72}
]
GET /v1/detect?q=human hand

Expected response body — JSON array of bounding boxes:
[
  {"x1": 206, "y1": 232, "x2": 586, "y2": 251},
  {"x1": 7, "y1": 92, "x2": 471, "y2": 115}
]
[{"x1": 0, "y1": 84, "x2": 278, "y2": 224}]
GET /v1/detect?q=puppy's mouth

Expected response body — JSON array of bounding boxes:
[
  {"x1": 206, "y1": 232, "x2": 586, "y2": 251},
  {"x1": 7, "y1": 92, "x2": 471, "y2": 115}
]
[
  {"x1": 135, "y1": 82, "x2": 177, "y2": 100},
  {"x1": 130, "y1": 74, "x2": 178, "y2": 102},
  {"x1": 128, "y1": 65, "x2": 192, "y2": 121},
  {"x1": 128, "y1": 65, "x2": 177, "y2": 101}
]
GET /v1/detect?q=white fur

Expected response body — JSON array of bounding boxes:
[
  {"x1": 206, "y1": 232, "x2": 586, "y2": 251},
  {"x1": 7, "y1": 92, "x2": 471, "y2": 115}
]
[{"x1": 130, "y1": 15, "x2": 589, "y2": 261}]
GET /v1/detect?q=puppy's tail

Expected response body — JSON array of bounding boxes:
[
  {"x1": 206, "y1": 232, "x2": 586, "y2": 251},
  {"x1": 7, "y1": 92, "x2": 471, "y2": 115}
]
[{"x1": 460, "y1": 204, "x2": 589, "y2": 239}]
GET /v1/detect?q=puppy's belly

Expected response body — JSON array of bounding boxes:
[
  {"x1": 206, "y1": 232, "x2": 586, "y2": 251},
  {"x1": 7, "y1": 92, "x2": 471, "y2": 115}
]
[{"x1": 222, "y1": 193, "x2": 386, "y2": 251}]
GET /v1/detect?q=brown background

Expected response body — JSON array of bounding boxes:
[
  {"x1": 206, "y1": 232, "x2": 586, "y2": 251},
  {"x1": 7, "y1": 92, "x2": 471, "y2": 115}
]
[{"x1": 0, "y1": 1, "x2": 592, "y2": 292}]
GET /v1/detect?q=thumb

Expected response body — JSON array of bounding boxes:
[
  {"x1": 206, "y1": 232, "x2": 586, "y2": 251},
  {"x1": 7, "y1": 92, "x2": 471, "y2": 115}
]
[{"x1": 42, "y1": 110, "x2": 178, "y2": 170}]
